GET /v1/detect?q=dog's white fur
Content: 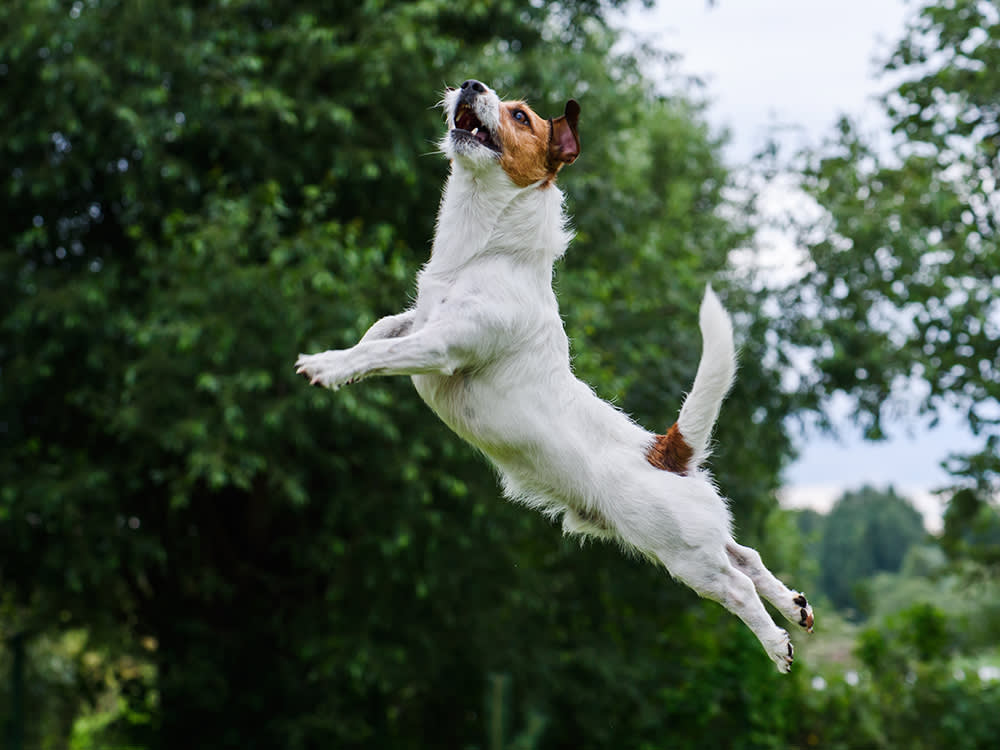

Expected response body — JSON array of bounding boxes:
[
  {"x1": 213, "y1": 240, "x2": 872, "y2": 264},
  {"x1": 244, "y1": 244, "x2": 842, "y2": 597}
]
[{"x1": 297, "y1": 80, "x2": 813, "y2": 671}]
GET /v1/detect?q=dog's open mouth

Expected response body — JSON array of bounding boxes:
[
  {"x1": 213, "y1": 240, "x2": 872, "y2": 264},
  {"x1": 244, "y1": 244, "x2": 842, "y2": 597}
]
[{"x1": 453, "y1": 102, "x2": 500, "y2": 153}]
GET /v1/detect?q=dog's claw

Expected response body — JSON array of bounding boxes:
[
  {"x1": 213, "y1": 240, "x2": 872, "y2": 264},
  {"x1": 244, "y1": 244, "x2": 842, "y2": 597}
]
[
  {"x1": 771, "y1": 630, "x2": 794, "y2": 673},
  {"x1": 294, "y1": 351, "x2": 355, "y2": 390}
]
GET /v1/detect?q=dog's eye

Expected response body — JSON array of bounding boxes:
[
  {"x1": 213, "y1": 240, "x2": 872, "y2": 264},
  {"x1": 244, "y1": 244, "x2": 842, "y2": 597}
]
[{"x1": 512, "y1": 109, "x2": 528, "y2": 125}]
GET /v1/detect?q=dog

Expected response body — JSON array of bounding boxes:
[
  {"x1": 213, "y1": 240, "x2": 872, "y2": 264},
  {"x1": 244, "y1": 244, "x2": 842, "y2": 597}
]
[{"x1": 296, "y1": 79, "x2": 814, "y2": 671}]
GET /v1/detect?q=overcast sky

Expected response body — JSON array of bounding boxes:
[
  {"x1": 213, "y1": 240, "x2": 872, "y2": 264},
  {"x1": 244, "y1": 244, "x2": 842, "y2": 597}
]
[
  {"x1": 618, "y1": 0, "x2": 964, "y2": 529},
  {"x1": 621, "y1": 0, "x2": 911, "y2": 163}
]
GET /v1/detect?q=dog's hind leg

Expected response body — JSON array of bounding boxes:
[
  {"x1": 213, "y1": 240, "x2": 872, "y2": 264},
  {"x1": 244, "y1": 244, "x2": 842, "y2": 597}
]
[
  {"x1": 669, "y1": 554, "x2": 795, "y2": 673},
  {"x1": 725, "y1": 541, "x2": 814, "y2": 633}
]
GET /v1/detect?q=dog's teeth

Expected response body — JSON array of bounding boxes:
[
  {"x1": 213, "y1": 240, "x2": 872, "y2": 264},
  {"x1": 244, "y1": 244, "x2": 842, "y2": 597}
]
[{"x1": 471, "y1": 127, "x2": 479, "y2": 135}]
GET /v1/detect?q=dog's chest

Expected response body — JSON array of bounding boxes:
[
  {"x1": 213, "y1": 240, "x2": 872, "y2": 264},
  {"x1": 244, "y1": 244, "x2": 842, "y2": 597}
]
[{"x1": 410, "y1": 278, "x2": 569, "y2": 460}]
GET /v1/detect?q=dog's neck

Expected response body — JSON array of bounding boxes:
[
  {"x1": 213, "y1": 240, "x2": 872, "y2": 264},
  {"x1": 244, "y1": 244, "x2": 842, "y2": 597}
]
[{"x1": 426, "y1": 164, "x2": 572, "y2": 276}]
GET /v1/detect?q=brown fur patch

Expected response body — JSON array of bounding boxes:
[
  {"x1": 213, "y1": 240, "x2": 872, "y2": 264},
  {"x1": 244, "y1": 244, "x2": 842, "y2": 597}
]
[
  {"x1": 497, "y1": 101, "x2": 555, "y2": 187},
  {"x1": 497, "y1": 100, "x2": 580, "y2": 187},
  {"x1": 646, "y1": 422, "x2": 693, "y2": 475}
]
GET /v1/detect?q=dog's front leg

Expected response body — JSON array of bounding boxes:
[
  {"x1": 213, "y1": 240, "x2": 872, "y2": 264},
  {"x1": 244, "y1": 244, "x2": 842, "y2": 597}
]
[
  {"x1": 359, "y1": 310, "x2": 416, "y2": 343},
  {"x1": 296, "y1": 323, "x2": 472, "y2": 390}
]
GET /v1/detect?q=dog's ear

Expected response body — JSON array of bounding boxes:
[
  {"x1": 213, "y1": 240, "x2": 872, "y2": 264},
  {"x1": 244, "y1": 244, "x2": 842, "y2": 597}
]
[{"x1": 549, "y1": 99, "x2": 581, "y2": 165}]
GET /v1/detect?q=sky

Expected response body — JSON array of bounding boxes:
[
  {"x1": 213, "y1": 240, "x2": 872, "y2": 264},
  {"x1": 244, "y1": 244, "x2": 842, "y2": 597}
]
[
  {"x1": 617, "y1": 0, "x2": 967, "y2": 530},
  {"x1": 621, "y1": 0, "x2": 911, "y2": 163}
]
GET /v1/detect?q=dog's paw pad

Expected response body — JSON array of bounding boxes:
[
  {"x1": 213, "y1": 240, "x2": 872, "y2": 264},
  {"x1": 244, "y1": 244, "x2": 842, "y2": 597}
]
[{"x1": 792, "y1": 594, "x2": 814, "y2": 633}]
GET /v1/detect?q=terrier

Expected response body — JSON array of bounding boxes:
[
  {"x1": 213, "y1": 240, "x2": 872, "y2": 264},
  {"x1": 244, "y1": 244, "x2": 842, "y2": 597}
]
[{"x1": 296, "y1": 79, "x2": 813, "y2": 671}]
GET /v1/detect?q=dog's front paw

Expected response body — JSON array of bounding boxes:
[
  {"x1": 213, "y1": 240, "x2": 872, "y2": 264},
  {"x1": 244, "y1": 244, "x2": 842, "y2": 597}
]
[{"x1": 295, "y1": 351, "x2": 361, "y2": 390}]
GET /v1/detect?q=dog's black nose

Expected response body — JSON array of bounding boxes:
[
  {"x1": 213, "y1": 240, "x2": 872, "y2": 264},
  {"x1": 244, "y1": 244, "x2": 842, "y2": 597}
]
[{"x1": 461, "y1": 79, "x2": 487, "y2": 94}]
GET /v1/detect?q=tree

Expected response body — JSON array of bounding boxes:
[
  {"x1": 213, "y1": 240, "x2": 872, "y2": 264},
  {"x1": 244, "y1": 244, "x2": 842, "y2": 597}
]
[
  {"x1": 1, "y1": 1, "x2": 796, "y2": 747},
  {"x1": 940, "y1": 486, "x2": 1000, "y2": 568},
  {"x1": 818, "y1": 486, "x2": 927, "y2": 613},
  {"x1": 774, "y1": 0, "x2": 1000, "y2": 506}
]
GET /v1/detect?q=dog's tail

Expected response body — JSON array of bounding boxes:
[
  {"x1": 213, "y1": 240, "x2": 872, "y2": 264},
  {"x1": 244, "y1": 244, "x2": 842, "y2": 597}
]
[{"x1": 646, "y1": 285, "x2": 736, "y2": 475}]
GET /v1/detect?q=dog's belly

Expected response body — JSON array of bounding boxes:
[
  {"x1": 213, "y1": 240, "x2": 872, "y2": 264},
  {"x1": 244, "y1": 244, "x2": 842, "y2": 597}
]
[
  {"x1": 411, "y1": 366, "x2": 654, "y2": 509},
  {"x1": 411, "y1": 368, "x2": 534, "y2": 465}
]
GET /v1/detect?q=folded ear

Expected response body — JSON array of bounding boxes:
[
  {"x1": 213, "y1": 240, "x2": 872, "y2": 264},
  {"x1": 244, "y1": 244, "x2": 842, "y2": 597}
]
[{"x1": 549, "y1": 99, "x2": 581, "y2": 165}]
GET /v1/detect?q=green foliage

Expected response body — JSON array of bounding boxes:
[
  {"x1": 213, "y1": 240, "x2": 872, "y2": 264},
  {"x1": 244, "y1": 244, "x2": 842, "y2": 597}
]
[
  {"x1": 773, "y1": 0, "x2": 1000, "y2": 502},
  {"x1": 9, "y1": 0, "x2": 1000, "y2": 747},
  {"x1": 756, "y1": 4, "x2": 1000, "y2": 743},
  {"x1": 857, "y1": 603, "x2": 951, "y2": 669},
  {"x1": 793, "y1": 662, "x2": 1000, "y2": 750},
  {"x1": 940, "y1": 487, "x2": 1000, "y2": 568},
  {"x1": 1, "y1": 1, "x2": 795, "y2": 748},
  {"x1": 817, "y1": 486, "x2": 927, "y2": 614},
  {"x1": 782, "y1": 599, "x2": 1000, "y2": 750},
  {"x1": 846, "y1": 602, "x2": 1000, "y2": 750}
]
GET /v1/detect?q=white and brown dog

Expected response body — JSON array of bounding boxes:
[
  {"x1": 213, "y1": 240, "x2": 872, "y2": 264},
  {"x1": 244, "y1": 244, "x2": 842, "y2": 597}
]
[{"x1": 296, "y1": 79, "x2": 813, "y2": 671}]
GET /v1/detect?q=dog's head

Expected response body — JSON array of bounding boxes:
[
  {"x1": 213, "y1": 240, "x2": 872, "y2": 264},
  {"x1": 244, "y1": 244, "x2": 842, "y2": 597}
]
[{"x1": 441, "y1": 79, "x2": 580, "y2": 187}]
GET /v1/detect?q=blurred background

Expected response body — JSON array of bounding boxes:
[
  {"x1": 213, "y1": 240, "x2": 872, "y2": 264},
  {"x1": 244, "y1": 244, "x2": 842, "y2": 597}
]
[{"x1": 2, "y1": 0, "x2": 998, "y2": 748}]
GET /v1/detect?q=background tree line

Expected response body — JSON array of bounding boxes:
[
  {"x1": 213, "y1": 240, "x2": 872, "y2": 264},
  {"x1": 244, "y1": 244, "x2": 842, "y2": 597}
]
[{"x1": 1, "y1": 0, "x2": 998, "y2": 748}]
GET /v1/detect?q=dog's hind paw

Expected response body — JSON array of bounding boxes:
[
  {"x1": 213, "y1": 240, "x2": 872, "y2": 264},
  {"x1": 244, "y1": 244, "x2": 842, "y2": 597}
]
[
  {"x1": 769, "y1": 630, "x2": 794, "y2": 674},
  {"x1": 792, "y1": 593, "x2": 814, "y2": 633}
]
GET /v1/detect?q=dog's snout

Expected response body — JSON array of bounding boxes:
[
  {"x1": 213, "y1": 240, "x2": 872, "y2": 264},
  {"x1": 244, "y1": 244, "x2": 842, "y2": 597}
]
[
  {"x1": 455, "y1": 80, "x2": 490, "y2": 114},
  {"x1": 461, "y1": 79, "x2": 487, "y2": 94}
]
